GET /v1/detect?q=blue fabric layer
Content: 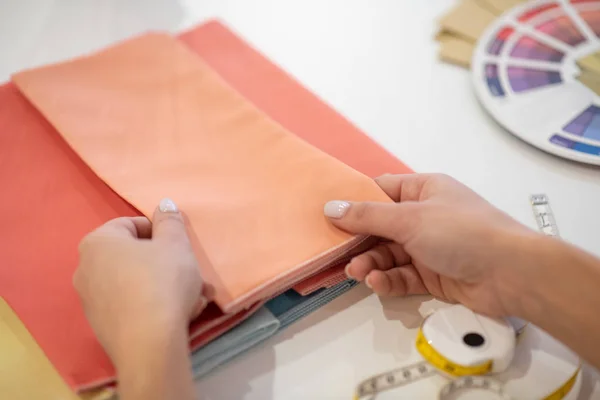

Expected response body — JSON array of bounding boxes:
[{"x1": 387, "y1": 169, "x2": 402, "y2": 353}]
[{"x1": 192, "y1": 280, "x2": 357, "y2": 378}]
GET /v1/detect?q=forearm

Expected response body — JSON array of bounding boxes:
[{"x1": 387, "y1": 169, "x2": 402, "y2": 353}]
[
  {"x1": 113, "y1": 316, "x2": 196, "y2": 400},
  {"x1": 509, "y1": 234, "x2": 600, "y2": 368}
]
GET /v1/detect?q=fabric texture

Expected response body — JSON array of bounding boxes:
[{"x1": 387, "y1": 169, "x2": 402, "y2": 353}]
[
  {"x1": 191, "y1": 307, "x2": 280, "y2": 378},
  {"x1": 0, "y1": 20, "x2": 412, "y2": 392},
  {"x1": 13, "y1": 33, "x2": 392, "y2": 314},
  {"x1": 0, "y1": 82, "x2": 134, "y2": 390},
  {"x1": 179, "y1": 21, "x2": 414, "y2": 295},
  {"x1": 266, "y1": 280, "x2": 358, "y2": 329},
  {"x1": 293, "y1": 263, "x2": 348, "y2": 296},
  {"x1": 191, "y1": 279, "x2": 357, "y2": 379}
]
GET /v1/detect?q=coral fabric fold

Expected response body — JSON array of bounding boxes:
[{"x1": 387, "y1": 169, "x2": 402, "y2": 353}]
[
  {"x1": 266, "y1": 279, "x2": 358, "y2": 330},
  {"x1": 13, "y1": 33, "x2": 392, "y2": 314},
  {"x1": 179, "y1": 21, "x2": 411, "y2": 179},
  {"x1": 0, "y1": 20, "x2": 412, "y2": 392},
  {"x1": 179, "y1": 21, "x2": 413, "y2": 294},
  {"x1": 0, "y1": 81, "x2": 257, "y2": 391},
  {"x1": 0, "y1": 82, "x2": 135, "y2": 390}
]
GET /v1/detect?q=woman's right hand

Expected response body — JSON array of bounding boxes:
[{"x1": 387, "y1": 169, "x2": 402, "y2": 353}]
[{"x1": 324, "y1": 173, "x2": 541, "y2": 317}]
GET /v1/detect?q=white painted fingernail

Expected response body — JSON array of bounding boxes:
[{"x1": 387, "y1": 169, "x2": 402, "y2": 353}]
[
  {"x1": 324, "y1": 201, "x2": 351, "y2": 219},
  {"x1": 159, "y1": 198, "x2": 178, "y2": 213}
]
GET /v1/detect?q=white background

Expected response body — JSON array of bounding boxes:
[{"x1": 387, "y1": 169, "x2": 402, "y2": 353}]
[{"x1": 1, "y1": 0, "x2": 599, "y2": 399}]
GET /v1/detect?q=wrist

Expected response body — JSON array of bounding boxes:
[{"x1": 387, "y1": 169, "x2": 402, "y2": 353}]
[
  {"x1": 114, "y1": 316, "x2": 192, "y2": 400},
  {"x1": 111, "y1": 309, "x2": 188, "y2": 366},
  {"x1": 490, "y1": 228, "x2": 548, "y2": 317}
]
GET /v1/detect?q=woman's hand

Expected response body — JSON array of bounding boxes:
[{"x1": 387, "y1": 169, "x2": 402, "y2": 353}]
[
  {"x1": 324, "y1": 173, "x2": 538, "y2": 317},
  {"x1": 74, "y1": 199, "x2": 204, "y2": 400}
]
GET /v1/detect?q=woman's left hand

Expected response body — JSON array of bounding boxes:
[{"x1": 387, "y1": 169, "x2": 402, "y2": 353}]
[{"x1": 73, "y1": 198, "x2": 206, "y2": 365}]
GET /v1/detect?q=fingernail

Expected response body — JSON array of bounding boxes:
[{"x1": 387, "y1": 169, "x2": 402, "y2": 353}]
[
  {"x1": 159, "y1": 198, "x2": 178, "y2": 213},
  {"x1": 344, "y1": 262, "x2": 353, "y2": 278},
  {"x1": 324, "y1": 201, "x2": 351, "y2": 219},
  {"x1": 365, "y1": 274, "x2": 373, "y2": 289}
]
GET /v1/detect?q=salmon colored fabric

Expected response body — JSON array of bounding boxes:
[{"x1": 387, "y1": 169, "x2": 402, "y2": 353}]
[
  {"x1": 294, "y1": 264, "x2": 348, "y2": 295},
  {"x1": 13, "y1": 33, "x2": 392, "y2": 314},
  {"x1": 180, "y1": 21, "x2": 412, "y2": 179},
  {"x1": 0, "y1": 82, "x2": 133, "y2": 390},
  {"x1": 180, "y1": 21, "x2": 413, "y2": 294},
  {"x1": 0, "y1": 82, "x2": 257, "y2": 391},
  {"x1": 1, "y1": 21, "x2": 412, "y2": 391}
]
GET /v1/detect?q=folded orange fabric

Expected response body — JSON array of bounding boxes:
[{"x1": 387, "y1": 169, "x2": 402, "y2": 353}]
[
  {"x1": 0, "y1": 82, "x2": 131, "y2": 390},
  {"x1": 0, "y1": 82, "x2": 255, "y2": 391},
  {"x1": 1, "y1": 21, "x2": 412, "y2": 391},
  {"x1": 13, "y1": 33, "x2": 392, "y2": 314},
  {"x1": 180, "y1": 21, "x2": 413, "y2": 294},
  {"x1": 180, "y1": 21, "x2": 411, "y2": 180}
]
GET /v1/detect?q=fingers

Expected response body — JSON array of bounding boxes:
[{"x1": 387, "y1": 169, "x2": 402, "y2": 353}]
[
  {"x1": 152, "y1": 198, "x2": 190, "y2": 244},
  {"x1": 77, "y1": 217, "x2": 150, "y2": 263},
  {"x1": 324, "y1": 200, "x2": 420, "y2": 242},
  {"x1": 365, "y1": 265, "x2": 429, "y2": 297},
  {"x1": 346, "y1": 242, "x2": 411, "y2": 281},
  {"x1": 374, "y1": 173, "x2": 435, "y2": 202},
  {"x1": 90, "y1": 216, "x2": 152, "y2": 239}
]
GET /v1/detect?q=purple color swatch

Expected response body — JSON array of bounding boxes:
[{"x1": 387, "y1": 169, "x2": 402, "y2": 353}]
[
  {"x1": 510, "y1": 35, "x2": 564, "y2": 62},
  {"x1": 563, "y1": 105, "x2": 600, "y2": 136},
  {"x1": 485, "y1": 64, "x2": 505, "y2": 97},
  {"x1": 507, "y1": 67, "x2": 562, "y2": 92}
]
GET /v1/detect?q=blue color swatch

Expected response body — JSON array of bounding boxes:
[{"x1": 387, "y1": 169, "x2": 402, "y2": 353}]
[
  {"x1": 550, "y1": 134, "x2": 600, "y2": 155},
  {"x1": 485, "y1": 64, "x2": 505, "y2": 97},
  {"x1": 563, "y1": 105, "x2": 600, "y2": 141}
]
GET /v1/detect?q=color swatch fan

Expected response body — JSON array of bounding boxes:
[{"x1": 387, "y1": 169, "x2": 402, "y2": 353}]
[{"x1": 471, "y1": 0, "x2": 600, "y2": 164}]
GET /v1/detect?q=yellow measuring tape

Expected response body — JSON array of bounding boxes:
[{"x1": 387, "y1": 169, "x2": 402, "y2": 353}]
[
  {"x1": 354, "y1": 194, "x2": 580, "y2": 399},
  {"x1": 415, "y1": 327, "x2": 492, "y2": 376},
  {"x1": 354, "y1": 325, "x2": 580, "y2": 400}
]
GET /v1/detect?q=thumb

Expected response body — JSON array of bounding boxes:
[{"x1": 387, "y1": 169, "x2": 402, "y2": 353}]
[
  {"x1": 323, "y1": 200, "x2": 419, "y2": 242},
  {"x1": 152, "y1": 198, "x2": 190, "y2": 243}
]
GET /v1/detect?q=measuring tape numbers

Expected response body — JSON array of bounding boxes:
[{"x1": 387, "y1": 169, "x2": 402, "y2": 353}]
[{"x1": 530, "y1": 194, "x2": 559, "y2": 237}]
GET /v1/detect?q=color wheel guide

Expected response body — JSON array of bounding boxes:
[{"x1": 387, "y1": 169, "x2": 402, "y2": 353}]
[{"x1": 472, "y1": 0, "x2": 600, "y2": 165}]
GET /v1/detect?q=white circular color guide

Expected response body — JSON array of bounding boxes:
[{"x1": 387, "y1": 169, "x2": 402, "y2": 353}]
[{"x1": 472, "y1": 0, "x2": 600, "y2": 165}]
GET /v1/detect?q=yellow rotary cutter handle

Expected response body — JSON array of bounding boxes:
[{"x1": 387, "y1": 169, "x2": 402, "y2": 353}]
[{"x1": 354, "y1": 305, "x2": 580, "y2": 400}]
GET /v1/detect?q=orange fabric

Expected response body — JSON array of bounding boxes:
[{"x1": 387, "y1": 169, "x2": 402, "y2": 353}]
[
  {"x1": 294, "y1": 264, "x2": 348, "y2": 295},
  {"x1": 180, "y1": 21, "x2": 412, "y2": 179},
  {"x1": 0, "y1": 82, "x2": 131, "y2": 390},
  {"x1": 0, "y1": 21, "x2": 412, "y2": 391},
  {"x1": 13, "y1": 33, "x2": 392, "y2": 314},
  {"x1": 0, "y1": 82, "x2": 252, "y2": 391},
  {"x1": 180, "y1": 21, "x2": 413, "y2": 294}
]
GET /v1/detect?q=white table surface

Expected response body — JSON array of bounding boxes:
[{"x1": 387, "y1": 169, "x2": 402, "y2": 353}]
[{"x1": 2, "y1": 0, "x2": 600, "y2": 399}]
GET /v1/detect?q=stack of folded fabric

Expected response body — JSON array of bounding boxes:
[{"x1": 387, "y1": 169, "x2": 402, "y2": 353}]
[
  {"x1": 435, "y1": 0, "x2": 528, "y2": 68},
  {"x1": 0, "y1": 20, "x2": 413, "y2": 398},
  {"x1": 577, "y1": 52, "x2": 600, "y2": 94}
]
